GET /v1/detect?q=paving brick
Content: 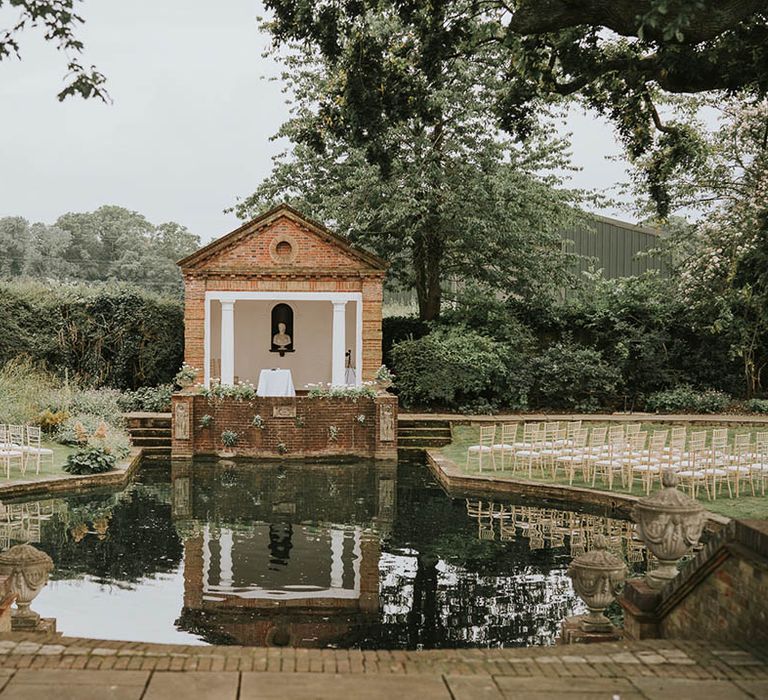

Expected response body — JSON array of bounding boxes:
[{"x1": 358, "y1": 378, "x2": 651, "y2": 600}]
[
  {"x1": 630, "y1": 678, "x2": 753, "y2": 699},
  {"x1": 144, "y1": 671, "x2": 238, "y2": 700},
  {"x1": 240, "y1": 672, "x2": 451, "y2": 699},
  {"x1": 447, "y1": 675, "x2": 504, "y2": 700}
]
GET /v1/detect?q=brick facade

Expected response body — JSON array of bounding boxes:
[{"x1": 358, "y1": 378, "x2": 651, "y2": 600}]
[
  {"x1": 178, "y1": 204, "x2": 387, "y2": 382},
  {"x1": 172, "y1": 392, "x2": 398, "y2": 461}
]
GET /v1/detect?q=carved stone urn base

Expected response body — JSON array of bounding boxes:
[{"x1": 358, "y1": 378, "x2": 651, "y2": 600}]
[
  {"x1": 581, "y1": 609, "x2": 614, "y2": 633},
  {"x1": 645, "y1": 560, "x2": 680, "y2": 589},
  {"x1": 558, "y1": 615, "x2": 622, "y2": 645},
  {"x1": 11, "y1": 614, "x2": 57, "y2": 634}
]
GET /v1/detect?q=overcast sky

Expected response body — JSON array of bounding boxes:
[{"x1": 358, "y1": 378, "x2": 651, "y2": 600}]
[{"x1": 0, "y1": 0, "x2": 632, "y2": 243}]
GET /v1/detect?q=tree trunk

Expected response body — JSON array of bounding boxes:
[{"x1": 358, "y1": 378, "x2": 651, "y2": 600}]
[{"x1": 414, "y1": 229, "x2": 444, "y2": 322}]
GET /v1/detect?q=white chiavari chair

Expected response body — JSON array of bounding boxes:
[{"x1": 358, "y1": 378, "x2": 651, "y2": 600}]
[
  {"x1": 23, "y1": 426, "x2": 54, "y2": 475},
  {"x1": 466, "y1": 425, "x2": 496, "y2": 472},
  {"x1": 491, "y1": 423, "x2": 518, "y2": 471}
]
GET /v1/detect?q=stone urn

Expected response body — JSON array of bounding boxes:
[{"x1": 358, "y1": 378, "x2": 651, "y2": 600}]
[
  {"x1": 0, "y1": 544, "x2": 54, "y2": 629},
  {"x1": 632, "y1": 470, "x2": 705, "y2": 590},
  {"x1": 567, "y1": 535, "x2": 628, "y2": 632}
]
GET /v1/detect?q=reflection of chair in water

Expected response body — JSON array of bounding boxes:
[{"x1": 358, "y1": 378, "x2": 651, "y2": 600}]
[
  {"x1": 466, "y1": 499, "x2": 495, "y2": 540},
  {"x1": 498, "y1": 505, "x2": 516, "y2": 541}
]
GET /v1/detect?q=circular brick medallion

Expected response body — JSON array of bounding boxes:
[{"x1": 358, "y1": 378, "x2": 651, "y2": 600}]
[{"x1": 269, "y1": 234, "x2": 298, "y2": 264}]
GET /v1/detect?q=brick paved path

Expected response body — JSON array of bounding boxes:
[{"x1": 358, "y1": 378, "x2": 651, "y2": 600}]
[{"x1": 0, "y1": 634, "x2": 765, "y2": 699}]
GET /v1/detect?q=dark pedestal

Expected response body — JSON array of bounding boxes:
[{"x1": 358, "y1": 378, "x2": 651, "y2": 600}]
[
  {"x1": 618, "y1": 578, "x2": 662, "y2": 640},
  {"x1": 558, "y1": 615, "x2": 623, "y2": 645}
]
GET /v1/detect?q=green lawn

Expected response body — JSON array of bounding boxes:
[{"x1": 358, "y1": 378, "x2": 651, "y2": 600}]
[
  {"x1": 0, "y1": 439, "x2": 76, "y2": 483},
  {"x1": 440, "y1": 423, "x2": 768, "y2": 520}
]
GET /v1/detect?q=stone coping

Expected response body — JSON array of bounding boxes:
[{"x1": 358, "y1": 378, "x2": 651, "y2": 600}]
[
  {"x1": 404, "y1": 412, "x2": 768, "y2": 427},
  {"x1": 122, "y1": 412, "x2": 172, "y2": 420},
  {"x1": 425, "y1": 450, "x2": 730, "y2": 530},
  {"x1": 658, "y1": 518, "x2": 768, "y2": 617},
  {"x1": 0, "y1": 450, "x2": 143, "y2": 502},
  {"x1": 0, "y1": 633, "x2": 764, "y2": 680}
]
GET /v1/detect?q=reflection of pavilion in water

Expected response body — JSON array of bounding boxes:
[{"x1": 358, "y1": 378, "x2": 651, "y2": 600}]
[
  {"x1": 466, "y1": 500, "x2": 647, "y2": 564},
  {"x1": 172, "y1": 461, "x2": 396, "y2": 647}
]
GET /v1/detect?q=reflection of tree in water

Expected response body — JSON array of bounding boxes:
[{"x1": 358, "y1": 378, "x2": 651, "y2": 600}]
[
  {"x1": 353, "y1": 464, "x2": 582, "y2": 649},
  {"x1": 37, "y1": 484, "x2": 183, "y2": 585}
]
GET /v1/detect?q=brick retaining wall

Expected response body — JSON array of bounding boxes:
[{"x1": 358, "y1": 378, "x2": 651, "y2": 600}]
[{"x1": 171, "y1": 393, "x2": 398, "y2": 461}]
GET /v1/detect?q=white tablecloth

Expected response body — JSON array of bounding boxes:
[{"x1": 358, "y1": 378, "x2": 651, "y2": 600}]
[{"x1": 257, "y1": 369, "x2": 296, "y2": 397}]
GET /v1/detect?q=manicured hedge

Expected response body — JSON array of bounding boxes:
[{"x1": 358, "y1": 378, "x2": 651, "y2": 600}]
[{"x1": 0, "y1": 281, "x2": 183, "y2": 390}]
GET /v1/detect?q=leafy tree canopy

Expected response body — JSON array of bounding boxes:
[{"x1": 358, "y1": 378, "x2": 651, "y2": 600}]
[
  {"x1": 261, "y1": 0, "x2": 768, "y2": 215},
  {"x1": 0, "y1": 0, "x2": 107, "y2": 100},
  {"x1": 0, "y1": 205, "x2": 199, "y2": 294},
  {"x1": 240, "y1": 15, "x2": 587, "y2": 320}
]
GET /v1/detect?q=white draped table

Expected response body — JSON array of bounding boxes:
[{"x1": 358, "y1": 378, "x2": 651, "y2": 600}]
[{"x1": 256, "y1": 369, "x2": 296, "y2": 397}]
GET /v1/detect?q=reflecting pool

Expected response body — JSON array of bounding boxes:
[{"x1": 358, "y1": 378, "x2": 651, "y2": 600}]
[{"x1": 2, "y1": 460, "x2": 647, "y2": 648}]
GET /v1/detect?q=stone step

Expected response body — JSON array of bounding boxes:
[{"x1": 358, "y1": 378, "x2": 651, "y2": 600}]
[
  {"x1": 124, "y1": 413, "x2": 172, "y2": 429},
  {"x1": 131, "y1": 436, "x2": 172, "y2": 447},
  {"x1": 397, "y1": 427, "x2": 452, "y2": 437},
  {"x1": 139, "y1": 446, "x2": 172, "y2": 458},
  {"x1": 397, "y1": 436, "x2": 451, "y2": 448},
  {"x1": 127, "y1": 427, "x2": 172, "y2": 439},
  {"x1": 398, "y1": 418, "x2": 450, "y2": 429}
]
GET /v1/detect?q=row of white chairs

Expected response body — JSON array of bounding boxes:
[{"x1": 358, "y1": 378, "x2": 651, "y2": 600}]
[
  {"x1": 466, "y1": 422, "x2": 768, "y2": 499},
  {"x1": 0, "y1": 424, "x2": 54, "y2": 479}
]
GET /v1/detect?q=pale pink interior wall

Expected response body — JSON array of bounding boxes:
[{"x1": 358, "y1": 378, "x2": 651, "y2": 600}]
[{"x1": 208, "y1": 299, "x2": 358, "y2": 388}]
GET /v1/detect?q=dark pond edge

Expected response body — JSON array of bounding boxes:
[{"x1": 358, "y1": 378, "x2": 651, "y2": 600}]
[
  {"x1": 425, "y1": 449, "x2": 730, "y2": 532},
  {"x1": 0, "y1": 450, "x2": 143, "y2": 502}
]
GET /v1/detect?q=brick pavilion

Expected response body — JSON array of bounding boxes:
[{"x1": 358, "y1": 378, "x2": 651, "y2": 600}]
[{"x1": 171, "y1": 204, "x2": 398, "y2": 461}]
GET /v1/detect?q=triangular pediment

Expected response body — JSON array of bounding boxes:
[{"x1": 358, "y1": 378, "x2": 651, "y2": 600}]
[{"x1": 178, "y1": 204, "x2": 387, "y2": 273}]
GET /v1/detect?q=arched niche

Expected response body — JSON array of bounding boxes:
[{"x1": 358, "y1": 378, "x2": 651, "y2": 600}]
[{"x1": 270, "y1": 303, "x2": 295, "y2": 356}]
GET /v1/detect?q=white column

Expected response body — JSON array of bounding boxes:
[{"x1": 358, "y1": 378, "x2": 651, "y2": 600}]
[
  {"x1": 202, "y1": 523, "x2": 211, "y2": 592},
  {"x1": 330, "y1": 528, "x2": 344, "y2": 589},
  {"x1": 331, "y1": 300, "x2": 347, "y2": 386},
  {"x1": 220, "y1": 528, "x2": 233, "y2": 591},
  {"x1": 220, "y1": 300, "x2": 235, "y2": 385}
]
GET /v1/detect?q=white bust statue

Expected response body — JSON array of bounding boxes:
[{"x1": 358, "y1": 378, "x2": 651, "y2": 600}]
[{"x1": 273, "y1": 322, "x2": 291, "y2": 349}]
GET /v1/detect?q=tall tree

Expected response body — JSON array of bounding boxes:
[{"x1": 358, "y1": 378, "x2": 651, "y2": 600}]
[
  {"x1": 0, "y1": 206, "x2": 200, "y2": 293},
  {"x1": 0, "y1": 0, "x2": 107, "y2": 100},
  {"x1": 240, "y1": 16, "x2": 584, "y2": 320},
  {"x1": 262, "y1": 0, "x2": 768, "y2": 214},
  {"x1": 651, "y1": 98, "x2": 768, "y2": 395}
]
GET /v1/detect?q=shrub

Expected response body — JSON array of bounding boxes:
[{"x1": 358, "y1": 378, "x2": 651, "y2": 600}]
[
  {"x1": 529, "y1": 341, "x2": 621, "y2": 412},
  {"x1": 63, "y1": 446, "x2": 116, "y2": 475},
  {"x1": 118, "y1": 384, "x2": 173, "y2": 412},
  {"x1": 382, "y1": 316, "x2": 429, "y2": 366},
  {"x1": 55, "y1": 414, "x2": 130, "y2": 457},
  {"x1": 391, "y1": 327, "x2": 508, "y2": 410},
  {"x1": 0, "y1": 280, "x2": 183, "y2": 390},
  {"x1": 0, "y1": 358, "x2": 57, "y2": 425},
  {"x1": 746, "y1": 398, "x2": 768, "y2": 414},
  {"x1": 67, "y1": 388, "x2": 124, "y2": 425},
  {"x1": 645, "y1": 385, "x2": 731, "y2": 414}
]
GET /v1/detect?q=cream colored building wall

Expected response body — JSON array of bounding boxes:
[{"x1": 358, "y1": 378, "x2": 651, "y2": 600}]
[{"x1": 209, "y1": 299, "x2": 358, "y2": 388}]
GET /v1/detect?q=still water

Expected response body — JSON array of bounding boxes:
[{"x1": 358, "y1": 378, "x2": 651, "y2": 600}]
[{"x1": 4, "y1": 460, "x2": 646, "y2": 648}]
